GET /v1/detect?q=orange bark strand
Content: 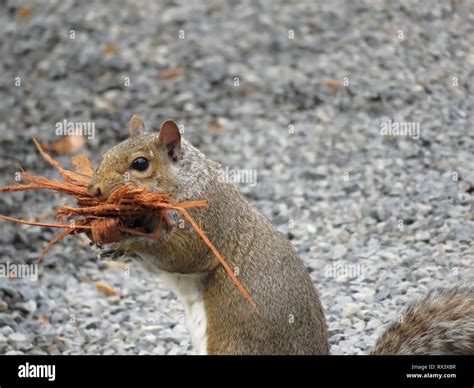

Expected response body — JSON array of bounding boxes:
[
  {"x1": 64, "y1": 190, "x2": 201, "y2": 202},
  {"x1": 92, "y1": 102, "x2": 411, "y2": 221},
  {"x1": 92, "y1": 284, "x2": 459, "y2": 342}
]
[{"x1": 179, "y1": 208, "x2": 257, "y2": 310}]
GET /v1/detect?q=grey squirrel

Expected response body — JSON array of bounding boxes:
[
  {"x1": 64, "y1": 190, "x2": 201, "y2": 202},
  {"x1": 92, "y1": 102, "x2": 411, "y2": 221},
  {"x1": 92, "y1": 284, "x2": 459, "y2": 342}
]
[{"x1": 88, "y1": 115, "x2": 474, "y2": 355}]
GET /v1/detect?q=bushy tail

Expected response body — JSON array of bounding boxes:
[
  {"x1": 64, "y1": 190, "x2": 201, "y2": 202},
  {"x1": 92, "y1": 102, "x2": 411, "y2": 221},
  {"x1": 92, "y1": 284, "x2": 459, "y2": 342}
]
[{"x1": 371, "y1": 286, "x2": 474, "y2": 355}]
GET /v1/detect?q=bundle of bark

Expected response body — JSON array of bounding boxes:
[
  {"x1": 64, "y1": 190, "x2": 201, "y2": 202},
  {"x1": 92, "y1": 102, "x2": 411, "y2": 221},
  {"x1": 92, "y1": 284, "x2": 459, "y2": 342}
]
[{"x1": 0, "y1": 140, "x2": 255, "y2": 308}]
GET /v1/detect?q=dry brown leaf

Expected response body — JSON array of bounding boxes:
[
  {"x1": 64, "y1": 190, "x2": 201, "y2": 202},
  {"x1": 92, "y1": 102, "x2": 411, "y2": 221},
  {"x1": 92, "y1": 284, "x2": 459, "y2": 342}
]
[
  {"x1": 240, "y1": 86, "x2": 257, "y2": 95},
  {"x1": 18, "y1": 7, "x2": 32, "y2": 19},
  {"x1": 53, "y1": 135, "x2": 86, "y2": 155},
  {"x1": 96, "y1": 282, "x2": 119, "y2": 297},
  {"x1": 156, "y1": 68, "x2": 183, "y2": 79},
  {"x1": 378, "y1": 27, "x2": 391, "y2": 34},
  {"x1": 205, "y1": 122, "x2": 226, "y2": 133},
  {"x1": 39, "y1": 315, "x2": 50, "y2": 326},
  {"x1": 102, "y1": 43, "x2": 119, "y2": 55},
  {"x1": 323, "y1": 80, "x2": 345, "y2": 90},
  {"x1": 416, "y1": 75, "x2": 441, "y2": 86}
]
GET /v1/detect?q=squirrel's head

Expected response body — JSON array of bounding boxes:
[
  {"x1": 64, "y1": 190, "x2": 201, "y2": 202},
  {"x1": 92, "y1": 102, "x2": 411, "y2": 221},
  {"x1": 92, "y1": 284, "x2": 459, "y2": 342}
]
[
  {"x1": 88, "y1": 114, "x2": 181, "y2": 200},
  {"x1": 88, "y1": 115, "x2": 217, "y2": 272}
]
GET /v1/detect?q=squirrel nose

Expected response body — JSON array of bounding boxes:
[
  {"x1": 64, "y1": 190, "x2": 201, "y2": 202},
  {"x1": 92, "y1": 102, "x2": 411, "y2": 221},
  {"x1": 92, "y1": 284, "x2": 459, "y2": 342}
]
[{"x1": 88, "y1": 184, "x2": 103, "y2": 198}]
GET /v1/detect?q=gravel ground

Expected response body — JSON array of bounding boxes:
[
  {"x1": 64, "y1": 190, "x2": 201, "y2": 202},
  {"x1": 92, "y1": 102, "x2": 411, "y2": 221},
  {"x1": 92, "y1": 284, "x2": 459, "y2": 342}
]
[{"x1": 0, "y1": 0, "x2": 473, "y2": 355}]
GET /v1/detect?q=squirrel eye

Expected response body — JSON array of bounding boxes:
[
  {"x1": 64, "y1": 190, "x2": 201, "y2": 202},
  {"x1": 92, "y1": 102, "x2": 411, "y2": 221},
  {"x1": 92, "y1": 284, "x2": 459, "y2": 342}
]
[{"x1": 131, "y1": 157, "x2": 149, "y2": 171}]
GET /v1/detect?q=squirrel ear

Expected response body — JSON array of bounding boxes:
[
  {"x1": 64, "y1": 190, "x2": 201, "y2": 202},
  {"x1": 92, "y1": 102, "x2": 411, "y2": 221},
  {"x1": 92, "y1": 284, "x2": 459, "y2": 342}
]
[
  {"x1": 158, "y1": 120, "x2": 181, "y2": 162},
  {"x1": 128, "y1": 114, "x2": 147, "y2": 137}
]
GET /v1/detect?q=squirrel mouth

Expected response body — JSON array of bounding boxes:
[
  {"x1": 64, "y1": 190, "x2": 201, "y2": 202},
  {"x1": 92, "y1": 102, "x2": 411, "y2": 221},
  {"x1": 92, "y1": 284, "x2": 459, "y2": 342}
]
[
  {"x1": 89, "y1": 211, "x2": 174, "y2": 249},
  {"x1": 127, "y1": 212, "x2": 160, "y2": 235},
  {"x1": 126, "y1": 210, "x2": 173, "y2": 237}
]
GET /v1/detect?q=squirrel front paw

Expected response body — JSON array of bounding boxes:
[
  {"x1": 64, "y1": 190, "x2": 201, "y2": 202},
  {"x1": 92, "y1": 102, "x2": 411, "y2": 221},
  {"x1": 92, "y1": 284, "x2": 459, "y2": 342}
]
[{"x1": 90, "y1": 241, "x2": 130, "y2": 263}]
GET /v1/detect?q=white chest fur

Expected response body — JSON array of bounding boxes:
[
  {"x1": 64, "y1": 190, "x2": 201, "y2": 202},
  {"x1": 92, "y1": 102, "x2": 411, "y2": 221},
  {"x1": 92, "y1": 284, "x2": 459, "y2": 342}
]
[{"x1": 159, "y1": 272, "x2": 208, "y2": 355}]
